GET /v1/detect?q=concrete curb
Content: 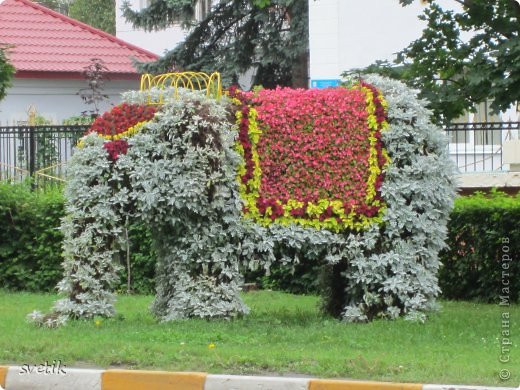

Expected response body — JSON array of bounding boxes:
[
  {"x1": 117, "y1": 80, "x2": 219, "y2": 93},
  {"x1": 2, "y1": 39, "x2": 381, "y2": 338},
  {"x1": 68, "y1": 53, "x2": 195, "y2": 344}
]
[
  {"x1": 0, "y1": 366, "x2": 7, "y2": 389},
  {"x1": 0, "y1": 366, "x2": 517, "y2": 390},
  {"x1": 4, "y1": 367, "x2": 102, "y2": 390},
  {"x1": 205, "y1": 374, "x2": 309, "y2": 390},
  {"x1": 102, "y1": 370, "x2": 207, "y2": 390}
]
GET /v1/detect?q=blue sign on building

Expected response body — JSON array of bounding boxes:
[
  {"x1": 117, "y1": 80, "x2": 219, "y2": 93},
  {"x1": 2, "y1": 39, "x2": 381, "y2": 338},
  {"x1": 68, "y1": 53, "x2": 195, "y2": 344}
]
[{"x1": 310, "y1": 79, "x2": 341, "y2": 89}]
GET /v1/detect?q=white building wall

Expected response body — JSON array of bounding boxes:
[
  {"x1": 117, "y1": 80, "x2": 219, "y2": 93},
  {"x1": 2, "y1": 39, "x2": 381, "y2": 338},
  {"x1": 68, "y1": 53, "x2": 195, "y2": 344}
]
[
  {"x1": 115, "y1": 0, "x2": 188, "y2": 56},
  {"x1": 0, "y1": 78, "x2": 140, "y2": 125},
  {"x1": 308, "y1": 0, "x2": 462, "y2": 86},
  {"x1": 308, "y1": 0, "x2": 517, "y2": 120}
]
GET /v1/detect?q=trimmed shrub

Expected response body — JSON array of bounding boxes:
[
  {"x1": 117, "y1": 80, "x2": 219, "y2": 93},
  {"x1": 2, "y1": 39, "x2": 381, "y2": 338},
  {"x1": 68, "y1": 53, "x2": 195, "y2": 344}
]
[
  {"x1": 2, "y1": 186, "x2": 516, "y2": 303},
  {"x1": 0, "y1": 183, "x2": 156, "y2": 294},
  {"x1": 0, "y1": 183, "x2": 64, "y2": 292},
  {"x1": 439, "y1": 190, "x2": 519, "y2": 303}
]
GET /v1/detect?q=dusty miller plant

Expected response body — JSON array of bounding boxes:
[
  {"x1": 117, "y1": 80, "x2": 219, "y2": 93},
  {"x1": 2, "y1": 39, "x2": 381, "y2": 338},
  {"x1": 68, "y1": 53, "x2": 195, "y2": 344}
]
[
  {"x1": 120, "y1": 90, "x2": 250, "y2": 320},
  {"x1": 30, "y1": 90, "x2": 254, "y2": 324},
  {"x1": 30, "y1": 77, "x2": 456, "y2": 326}
]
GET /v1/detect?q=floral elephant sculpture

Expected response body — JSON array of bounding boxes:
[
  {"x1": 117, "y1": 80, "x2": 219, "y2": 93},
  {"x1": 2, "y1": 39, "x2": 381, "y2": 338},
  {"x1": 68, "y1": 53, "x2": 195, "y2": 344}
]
[{"x1": 30, "y1": 74, "x2": 456, "y2": 327}]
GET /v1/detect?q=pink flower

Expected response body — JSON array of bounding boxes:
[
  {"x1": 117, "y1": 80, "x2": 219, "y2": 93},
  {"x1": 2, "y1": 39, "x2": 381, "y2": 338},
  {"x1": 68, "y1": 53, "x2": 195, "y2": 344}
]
[{"x1": 236, "y1": 84, "x2": 389, "y2": 225}]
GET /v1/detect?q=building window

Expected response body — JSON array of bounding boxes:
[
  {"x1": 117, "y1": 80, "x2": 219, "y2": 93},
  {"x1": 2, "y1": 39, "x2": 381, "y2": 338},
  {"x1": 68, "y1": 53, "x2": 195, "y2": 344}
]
[
  {"x1": 473, "y1": 101, "x2": 502, "y2": 145},
  {"x1": 195, "y1": 0, "x2": 212, "y2": 21},
  {"x1": 449, "y1": 100, "x2": 503, "y2": 145},
  {"x1": 140, "y1": 0, "x2": 210, "y2": 22}
]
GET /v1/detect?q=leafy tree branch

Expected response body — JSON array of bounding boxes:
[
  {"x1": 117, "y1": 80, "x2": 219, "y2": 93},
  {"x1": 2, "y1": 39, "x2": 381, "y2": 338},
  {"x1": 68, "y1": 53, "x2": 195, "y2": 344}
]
[
  {"x1": 122, "y1": 0, "x2": 309, "y2": 88},
  {"x1": 0, "y1": 46, "x2": 15, "y2": 103},
  {"x1": 359, "y1": 0, "x2": 519, "y2": 123}
]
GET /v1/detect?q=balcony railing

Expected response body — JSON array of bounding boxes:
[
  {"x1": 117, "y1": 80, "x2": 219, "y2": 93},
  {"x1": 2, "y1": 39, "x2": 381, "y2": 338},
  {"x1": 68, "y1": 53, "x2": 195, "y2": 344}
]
[
  {"x1": 1, "y1": 122, "x2": 518, "y2": 185},
  {"x1": 445, "y1": 122, "x2": 519, "y2": 173}
]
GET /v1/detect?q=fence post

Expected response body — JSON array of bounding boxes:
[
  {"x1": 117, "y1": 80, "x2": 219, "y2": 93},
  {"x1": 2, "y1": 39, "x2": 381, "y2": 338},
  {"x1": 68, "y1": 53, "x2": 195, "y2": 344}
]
[{"x1": 29, "y1": 126, "x2": 36, "y2": 177}]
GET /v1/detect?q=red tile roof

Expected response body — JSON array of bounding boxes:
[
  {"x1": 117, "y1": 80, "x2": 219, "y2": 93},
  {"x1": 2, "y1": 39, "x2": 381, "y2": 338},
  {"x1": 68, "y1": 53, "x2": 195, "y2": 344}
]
[{"x1": 0, "y1": 0, "x2": 159, "y2": 79}]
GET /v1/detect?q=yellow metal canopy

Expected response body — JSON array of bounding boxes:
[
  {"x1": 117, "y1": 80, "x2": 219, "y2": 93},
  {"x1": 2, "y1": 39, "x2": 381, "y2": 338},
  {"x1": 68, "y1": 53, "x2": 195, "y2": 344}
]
[{"x1": 140, "y1": 72, "x2": 222, "y2": 105}]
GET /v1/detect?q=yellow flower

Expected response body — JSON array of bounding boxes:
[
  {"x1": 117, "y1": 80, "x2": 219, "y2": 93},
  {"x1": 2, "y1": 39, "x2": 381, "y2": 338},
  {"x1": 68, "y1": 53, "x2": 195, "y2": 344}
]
[
  {"x1": 208, "y1": 343, "x2": 216, "y2": 349},
  {"x1": 95, "y1": 320, "x2": 102, "y2": 327}
]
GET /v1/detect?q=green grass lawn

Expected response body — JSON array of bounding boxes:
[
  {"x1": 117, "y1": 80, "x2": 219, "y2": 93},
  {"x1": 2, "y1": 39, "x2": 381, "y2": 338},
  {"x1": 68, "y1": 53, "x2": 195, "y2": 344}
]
[{"x1": 0, "y1": 290, "x2": 517, "y2": 386}]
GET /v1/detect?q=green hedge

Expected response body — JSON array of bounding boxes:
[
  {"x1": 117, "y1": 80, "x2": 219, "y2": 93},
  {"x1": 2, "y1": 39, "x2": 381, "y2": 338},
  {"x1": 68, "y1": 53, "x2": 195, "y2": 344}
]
[
  {"x1": 0, "y1": 183, "x2": 64, "y2": 291},
  {"x1": 0, "y1": 183, "x2": 156, "y2": 293},
  {"x1": 438, "y1": 190, "x2": 519, "y2": 303},
  {"x1": 0, "y1": 184, "x2": 518, "y2": 302},
  {"x1": 119, "y1": 222, "x2": 156, "y2": 295}
]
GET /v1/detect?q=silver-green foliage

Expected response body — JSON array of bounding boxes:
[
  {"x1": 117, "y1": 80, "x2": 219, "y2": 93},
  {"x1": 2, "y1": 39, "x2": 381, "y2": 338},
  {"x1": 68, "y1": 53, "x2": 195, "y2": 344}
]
[
  {"x1": 50, "y1": 134, "x2": 125, "y2": 323},
  {"x1": 121, "y1": 90, "x2": 249, "y2": 320},
  {"x1": 32, "y1": 77, "x2": 455, "y2": 325},
  {"x1": 44, "y1": 90, "x2": 252, "y2": 322},
  {"x1": 357, "y1": 74, "x2": 456, "y2": 321}
]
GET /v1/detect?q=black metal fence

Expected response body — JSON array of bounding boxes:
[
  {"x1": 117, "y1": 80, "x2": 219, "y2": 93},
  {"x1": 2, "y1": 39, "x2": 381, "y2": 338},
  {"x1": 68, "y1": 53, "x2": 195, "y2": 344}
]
[
  {"x1": 0, "y1": 125, "x2": 89, "y2": 183},
  {"x1": 1, "y1": 122, "x2": 518, "y2": 184},
  {"x1": 444, "y1": 121, "x2": 519, "y2": 172}
]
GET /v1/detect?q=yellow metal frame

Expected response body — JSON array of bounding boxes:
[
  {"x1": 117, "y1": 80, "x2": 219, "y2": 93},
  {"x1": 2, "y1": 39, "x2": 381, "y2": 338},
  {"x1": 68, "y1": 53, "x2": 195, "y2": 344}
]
[
  {"x1": 0, "y1": 161, "x2": 29, "y2": 176},
  {"x1": 0, "y1": 161, "x2": 66, "y2": 184},
  {"x1": 140, "y1": 72, "x2": 222, "y2": 105},
  {"x1": 35, "y1": 163, "x2": 67, "y2": 183}
]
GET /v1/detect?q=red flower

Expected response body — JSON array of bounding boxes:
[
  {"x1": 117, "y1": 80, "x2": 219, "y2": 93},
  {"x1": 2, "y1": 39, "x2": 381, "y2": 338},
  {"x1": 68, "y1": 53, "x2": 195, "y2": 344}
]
[
  {"x1": 103, "y1": 139, "x2": 128, "y2": 161},
  {"x1": 253, "y1": 87, "x2": 369, "y2": 205},
  {"x1": 87, "y1": 103, "x2": 157, "y2": 138}
]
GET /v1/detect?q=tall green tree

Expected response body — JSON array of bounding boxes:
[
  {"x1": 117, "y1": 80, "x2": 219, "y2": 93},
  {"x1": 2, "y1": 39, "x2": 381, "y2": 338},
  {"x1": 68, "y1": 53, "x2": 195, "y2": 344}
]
[
  {"x1": 122, "y1": 0, "x2": 309, "y2": 88},
  {"x1": 0, "y1": 46, "x2": 15, "y2": 102},
  {"x1": 354, "y1": 0, "x2": 520, "y2": 123},
  {"x1": 69, "y1": 0, "x2": 116, "y2": 35},
  {"x1": 34, "y1": 0, "x2": 116, "y2": 35}
]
